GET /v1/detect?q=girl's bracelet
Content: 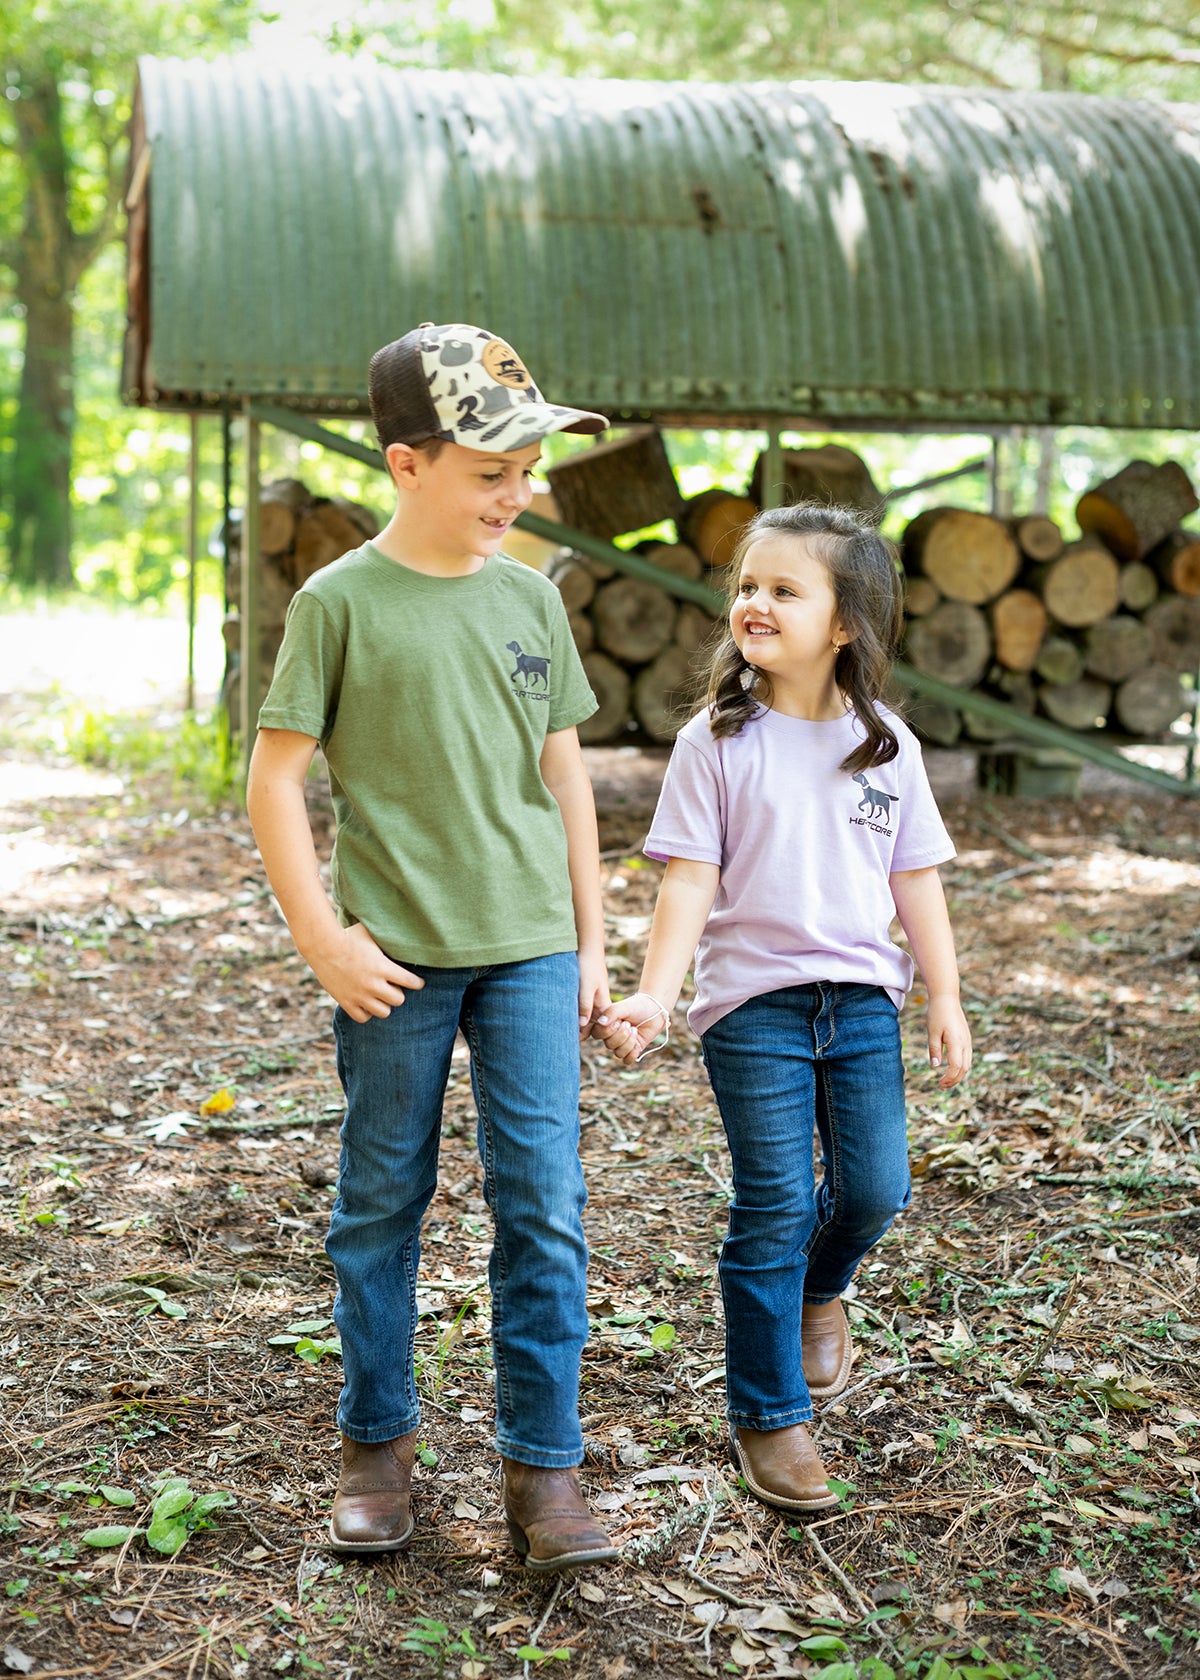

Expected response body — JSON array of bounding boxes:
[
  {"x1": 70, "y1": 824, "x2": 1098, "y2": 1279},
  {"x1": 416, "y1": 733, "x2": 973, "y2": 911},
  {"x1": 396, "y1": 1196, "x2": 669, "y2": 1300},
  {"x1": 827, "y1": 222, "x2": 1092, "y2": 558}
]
[{"x1": 627, "y1": 991, "x2": 671, "y2": 1061}]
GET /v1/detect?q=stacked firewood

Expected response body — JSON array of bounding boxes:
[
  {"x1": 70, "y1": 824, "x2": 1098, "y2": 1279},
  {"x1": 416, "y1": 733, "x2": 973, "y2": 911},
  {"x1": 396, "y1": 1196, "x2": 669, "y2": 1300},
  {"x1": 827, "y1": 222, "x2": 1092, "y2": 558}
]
[
  {"x1": 547, "y1": 540, "x2": 726, "y2": 744},
  {"x1": 221, "y1": 478, "x2": 380, "y2": 724},
  {"x1": 901, "y1": 460, "x2": 1200, "y2": 745},
  {"x1": 544, "y1": 432, "x2": 1200, "y2": 747},
  {"x1": 545, "y1": 427, "x2": 772, "y2": 742}
]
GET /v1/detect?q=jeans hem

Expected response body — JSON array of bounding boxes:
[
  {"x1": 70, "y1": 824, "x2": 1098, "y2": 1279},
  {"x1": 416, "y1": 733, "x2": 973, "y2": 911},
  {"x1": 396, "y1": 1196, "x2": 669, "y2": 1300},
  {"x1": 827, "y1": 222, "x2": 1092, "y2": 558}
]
[
  {"x1": 336, "y1": 1414, "x2": 421, "y2": 1444},
  {"x1": 727, "y1": 1406, "x2": 814, "y2": 1431},
  {"x1": 495, "y1": 1436, "x2": 584, "y2": 1469}
]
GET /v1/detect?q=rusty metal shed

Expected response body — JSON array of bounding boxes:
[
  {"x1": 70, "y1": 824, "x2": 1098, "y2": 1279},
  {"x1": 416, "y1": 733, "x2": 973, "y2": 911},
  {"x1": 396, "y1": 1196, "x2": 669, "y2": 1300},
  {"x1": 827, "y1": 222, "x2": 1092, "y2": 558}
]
[{"x1": 125, "y1": 57, "x2": 1200, "y2": 431}]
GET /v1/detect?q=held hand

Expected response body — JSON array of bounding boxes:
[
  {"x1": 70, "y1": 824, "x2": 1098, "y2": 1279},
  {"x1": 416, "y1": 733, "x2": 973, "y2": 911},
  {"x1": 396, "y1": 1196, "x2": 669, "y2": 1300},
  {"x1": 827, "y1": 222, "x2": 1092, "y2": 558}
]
[
  {"x1": 309, "y1": 922, "x2": 425, "y2": 1023},
  {"x1": 927, "y1": 994, "x2": 972, "y2": 1088},
  {"x1": 578, "y1": 949, "x2": 613, "y2": 1043},
  {"x1": 595, "y1": 994, "x2": 671, "y2": 1065}
]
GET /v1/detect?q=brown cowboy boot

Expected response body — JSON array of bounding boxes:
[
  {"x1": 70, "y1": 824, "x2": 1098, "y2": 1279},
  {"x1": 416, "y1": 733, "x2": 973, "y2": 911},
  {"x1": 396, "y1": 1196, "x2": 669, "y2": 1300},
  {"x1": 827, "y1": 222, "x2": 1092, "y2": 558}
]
[
  {"x1": 802, "y1": 1298, "x2": 854, "y2": 1400},
  {"x1": 328, "y1": 1431, "x2": 417, "y2": 1553},
  {"x1": 501, "y1": 1460, "x2": 619, "y2": 1571},
  {"x1": 729, "y1": 1423, "x2": 840, "y2": 1515}
]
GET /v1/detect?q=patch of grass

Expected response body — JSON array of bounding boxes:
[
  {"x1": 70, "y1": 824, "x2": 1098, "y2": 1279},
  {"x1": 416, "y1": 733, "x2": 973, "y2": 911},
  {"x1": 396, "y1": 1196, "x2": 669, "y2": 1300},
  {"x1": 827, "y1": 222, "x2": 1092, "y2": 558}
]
[{"x1": 6, "y1": 698, "x2": 235, "y2": 807}]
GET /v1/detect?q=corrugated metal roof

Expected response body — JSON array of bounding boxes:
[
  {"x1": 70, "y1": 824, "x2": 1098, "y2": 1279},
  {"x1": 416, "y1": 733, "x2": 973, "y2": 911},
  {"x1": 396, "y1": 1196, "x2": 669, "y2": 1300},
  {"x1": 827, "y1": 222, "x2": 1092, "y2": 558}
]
[{"x1": 124, "y1": 57, "x2": 1200, "y2": 428}]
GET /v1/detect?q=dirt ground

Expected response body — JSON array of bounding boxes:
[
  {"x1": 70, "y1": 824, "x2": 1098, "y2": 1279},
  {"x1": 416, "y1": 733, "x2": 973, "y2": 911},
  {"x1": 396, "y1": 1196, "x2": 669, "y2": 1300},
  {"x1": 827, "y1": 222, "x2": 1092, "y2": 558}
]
[{"x1": 1, "y1": 718, "x2": 1199, "y2": 1680}]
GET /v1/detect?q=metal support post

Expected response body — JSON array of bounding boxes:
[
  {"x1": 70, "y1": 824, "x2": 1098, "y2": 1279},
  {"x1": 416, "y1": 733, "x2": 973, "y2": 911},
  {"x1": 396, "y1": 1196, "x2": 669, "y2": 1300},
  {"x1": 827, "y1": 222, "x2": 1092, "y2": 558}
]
[
  {"x1": 186, "y1": 413, "x2": 199, "y2": 714},
  {"x1": 760, "y1": 431, "x2": 785, "y2": 509},
  {"x1": 238, "y1": 404, "x2": 261, "y2": 782}
]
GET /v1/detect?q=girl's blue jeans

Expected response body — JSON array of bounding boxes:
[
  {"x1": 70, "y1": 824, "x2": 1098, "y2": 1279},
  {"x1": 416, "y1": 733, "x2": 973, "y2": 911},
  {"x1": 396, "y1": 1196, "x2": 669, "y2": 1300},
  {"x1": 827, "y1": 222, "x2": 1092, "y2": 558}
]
[
  {"x1": 326, "y1": 952, "x2": 589, "y2": 1467},
  {"x1": 701, "y1": 981, "x2": 911, "y2": 1431}
]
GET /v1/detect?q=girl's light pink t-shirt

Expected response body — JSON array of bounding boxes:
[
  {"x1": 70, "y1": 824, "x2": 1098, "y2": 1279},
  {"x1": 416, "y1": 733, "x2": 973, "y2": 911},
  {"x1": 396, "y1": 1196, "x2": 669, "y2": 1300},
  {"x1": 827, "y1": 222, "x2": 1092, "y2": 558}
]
[{"x1": 644, "y1": 705, "x2": 955, "y2": 1037}]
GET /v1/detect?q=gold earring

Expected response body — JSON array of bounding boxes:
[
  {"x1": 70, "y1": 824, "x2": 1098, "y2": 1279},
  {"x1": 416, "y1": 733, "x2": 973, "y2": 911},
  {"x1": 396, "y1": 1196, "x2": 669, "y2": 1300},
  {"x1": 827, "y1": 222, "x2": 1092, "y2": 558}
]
[{"x1": 832, "y1": 639, "x2": 841, "y2": 653}]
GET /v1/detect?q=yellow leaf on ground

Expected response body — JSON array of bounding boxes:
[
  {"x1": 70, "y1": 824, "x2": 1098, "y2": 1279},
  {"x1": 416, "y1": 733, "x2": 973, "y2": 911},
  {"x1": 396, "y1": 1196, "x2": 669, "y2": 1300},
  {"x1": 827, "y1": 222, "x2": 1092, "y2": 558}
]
[{"x1": 200, "y1": 1087, "x2": 236, "y2": 1116}]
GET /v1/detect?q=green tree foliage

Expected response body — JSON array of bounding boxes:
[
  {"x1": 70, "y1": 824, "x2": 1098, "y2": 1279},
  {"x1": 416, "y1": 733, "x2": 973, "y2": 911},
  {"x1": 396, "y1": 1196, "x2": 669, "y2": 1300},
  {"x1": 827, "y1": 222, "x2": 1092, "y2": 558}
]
[
  {"x1": 0, "y1": 0, "x2": 261, "y2": 590},
  {"x1": 326, "y1": 0, "x2": 1200, "y2": 97}
]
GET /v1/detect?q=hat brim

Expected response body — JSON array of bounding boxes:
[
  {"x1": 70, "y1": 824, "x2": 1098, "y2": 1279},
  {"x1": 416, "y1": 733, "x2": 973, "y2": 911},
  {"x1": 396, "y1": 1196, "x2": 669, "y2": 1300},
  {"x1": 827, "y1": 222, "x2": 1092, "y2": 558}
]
[{"x1": 450, "y1": 402, "x2": 608, "y2": 453}]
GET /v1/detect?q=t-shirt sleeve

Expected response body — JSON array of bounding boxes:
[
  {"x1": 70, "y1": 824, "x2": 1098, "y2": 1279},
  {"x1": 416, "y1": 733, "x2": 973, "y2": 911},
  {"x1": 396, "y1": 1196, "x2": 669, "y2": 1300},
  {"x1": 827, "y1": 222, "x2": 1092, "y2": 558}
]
[
  {"x1": 890, "y1": 727, "x2": 956, "y2": 871},
  {"x1": 644, "y1": 731, "x2": 725, "y2": 865},
  {"x1": 547, "y1": 593, "x2": 599, "y2": 733},
  {"x1": 257, "y1": 590, "x2": 344, "y2": 740}
]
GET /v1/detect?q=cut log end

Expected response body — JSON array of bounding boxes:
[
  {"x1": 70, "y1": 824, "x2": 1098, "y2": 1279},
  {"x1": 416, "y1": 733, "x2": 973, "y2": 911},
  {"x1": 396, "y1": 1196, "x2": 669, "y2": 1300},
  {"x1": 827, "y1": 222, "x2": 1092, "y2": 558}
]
[
  {"x1": 903, "y1": 507, "x2": 1020, "y2": 605},
  {"x1": 592, "y1": 575, "x2": 678, "y2": 665},
  {"x1": 904, "y1": 601, "x2": 991, "y2": 689},
  {"x1": 578, "y1": 652, "x2": 632, "y2": 744},
  {"x1": 1113, "y1": 666, "x2": 1186, "y2": 736}
]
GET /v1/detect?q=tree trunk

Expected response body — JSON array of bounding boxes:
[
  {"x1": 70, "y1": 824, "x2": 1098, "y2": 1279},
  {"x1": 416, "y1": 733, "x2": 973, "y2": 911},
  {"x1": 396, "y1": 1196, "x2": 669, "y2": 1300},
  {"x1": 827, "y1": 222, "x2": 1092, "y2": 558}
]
[
  {"x1": 592, "y1": 576, "x2": 678, "y2": 663},
  {"x1": 6, "y1": 70, "x2": 113, "y2": 589},
  {"x1": 902, "y1": 507, "x2": 1020, "y2": 604},
  {"x1": 1039, "y1": 678, "x2": 1111, "y2": 730},
  {"x1": 1076, "y1": 459, "x2": 1199, "y2": 561},
  {"x1": 1082, "y1": 615, "x2": 1152, "y2": 683},
  {"x1": 1113, "y1": 666, "x2": 1186, "y2": 735},
  {"x1": 989, "y1": 588, "x2": 1047, "y2": 672},
  {"x1": 904, "y1": 600, "x2": 991, "y2": 688},
  {"x1": 1030, "y1": 540, "x2": 1120, "y2": 627},
  {"x1": 9, "y1": 277, "x2": 75, "y2": 588}
]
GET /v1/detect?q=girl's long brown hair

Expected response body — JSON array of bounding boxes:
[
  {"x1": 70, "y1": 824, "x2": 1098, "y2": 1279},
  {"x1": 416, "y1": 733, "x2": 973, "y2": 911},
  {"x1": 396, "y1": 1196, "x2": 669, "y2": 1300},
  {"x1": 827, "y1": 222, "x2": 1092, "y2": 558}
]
[{"x1": 704, "y1": 504, "x2": 904, "y2": 776}]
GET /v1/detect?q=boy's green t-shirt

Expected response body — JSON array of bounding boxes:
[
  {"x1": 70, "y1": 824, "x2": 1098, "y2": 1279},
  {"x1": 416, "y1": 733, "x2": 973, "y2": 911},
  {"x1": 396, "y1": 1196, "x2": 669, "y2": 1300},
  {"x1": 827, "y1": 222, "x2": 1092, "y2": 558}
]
[{"x1": 258, "y1": 542, "x2": 598, "y2": 967}]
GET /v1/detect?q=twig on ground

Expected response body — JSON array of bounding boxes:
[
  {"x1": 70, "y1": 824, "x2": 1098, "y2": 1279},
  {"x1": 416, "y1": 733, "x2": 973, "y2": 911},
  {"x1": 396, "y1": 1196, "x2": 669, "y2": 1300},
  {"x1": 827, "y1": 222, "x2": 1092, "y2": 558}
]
[
  {"x1": 524, "y1": 1576, "x2": 564, "y2": 1676},
  {"x1": 1013, "y1": 1274, "x2": 1080, "y2": 1383},
  {"x1": 990, "y1": 1382, "x2": 1056, "y2": 1447}
]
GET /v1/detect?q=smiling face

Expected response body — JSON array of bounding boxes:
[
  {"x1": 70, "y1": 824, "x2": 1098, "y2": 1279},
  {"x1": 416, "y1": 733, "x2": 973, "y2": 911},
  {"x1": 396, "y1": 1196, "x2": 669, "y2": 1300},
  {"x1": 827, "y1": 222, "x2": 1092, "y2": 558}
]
[
  {"x1": 730, "y1": 534, "x2": 848, "y2": 689},
  {"x1": 384, "y1": 437, "x2": 543, "y2": 569}
]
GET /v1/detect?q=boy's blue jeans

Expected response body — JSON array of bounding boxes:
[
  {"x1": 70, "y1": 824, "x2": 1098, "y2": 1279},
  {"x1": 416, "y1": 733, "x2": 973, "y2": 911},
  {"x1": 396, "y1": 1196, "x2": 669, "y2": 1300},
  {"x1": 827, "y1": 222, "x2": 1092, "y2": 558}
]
[
  {"x1": 701, "y1": 982, "x2": 911, "y2": 1432},
  {"x1": 326, "y1": 952, "x2": 589, "y2": 1467}
]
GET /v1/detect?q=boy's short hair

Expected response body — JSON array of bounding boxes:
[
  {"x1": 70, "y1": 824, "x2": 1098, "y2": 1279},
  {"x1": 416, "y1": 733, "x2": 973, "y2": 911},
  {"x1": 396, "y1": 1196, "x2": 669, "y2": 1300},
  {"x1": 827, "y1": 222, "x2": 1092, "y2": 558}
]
[{"x1": 369, "y1": 322, "x2": 607, "y2": 456}]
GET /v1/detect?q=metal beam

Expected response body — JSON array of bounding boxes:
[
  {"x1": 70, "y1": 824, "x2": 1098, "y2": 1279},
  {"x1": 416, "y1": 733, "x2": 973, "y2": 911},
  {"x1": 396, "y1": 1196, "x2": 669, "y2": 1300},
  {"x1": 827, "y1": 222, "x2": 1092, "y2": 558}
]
[{"x1": 248, "y1": 403, "x2": 385, "y2": 468}]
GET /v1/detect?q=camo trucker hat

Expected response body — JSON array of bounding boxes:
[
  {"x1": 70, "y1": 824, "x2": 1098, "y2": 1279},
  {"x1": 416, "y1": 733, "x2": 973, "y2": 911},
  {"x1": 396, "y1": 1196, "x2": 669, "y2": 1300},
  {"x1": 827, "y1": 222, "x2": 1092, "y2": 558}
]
[{"x1": 369, "y1": 322, "x2": 608, "y2": 454}]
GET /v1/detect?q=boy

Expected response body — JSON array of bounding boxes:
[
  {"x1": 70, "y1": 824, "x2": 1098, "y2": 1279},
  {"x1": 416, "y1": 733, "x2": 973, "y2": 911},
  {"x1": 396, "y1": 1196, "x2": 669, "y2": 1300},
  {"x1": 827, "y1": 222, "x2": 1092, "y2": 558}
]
[{"x1": 247, "y1": 322, "x2": 617, "y2": 1570}]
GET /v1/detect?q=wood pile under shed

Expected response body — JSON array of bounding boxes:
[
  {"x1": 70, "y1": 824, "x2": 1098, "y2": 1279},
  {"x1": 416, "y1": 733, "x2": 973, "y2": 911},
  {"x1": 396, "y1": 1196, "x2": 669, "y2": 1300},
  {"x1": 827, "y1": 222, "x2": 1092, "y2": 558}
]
[
  {"x1": 221, "y1": 479, "x2": 381, "y2": 723},
  {"x1": 902, "y1": 459, "x2": 1200, "y2": 746},
  {"x1": 543, "y1": 431, "x2": 1200, "y2": 749}
]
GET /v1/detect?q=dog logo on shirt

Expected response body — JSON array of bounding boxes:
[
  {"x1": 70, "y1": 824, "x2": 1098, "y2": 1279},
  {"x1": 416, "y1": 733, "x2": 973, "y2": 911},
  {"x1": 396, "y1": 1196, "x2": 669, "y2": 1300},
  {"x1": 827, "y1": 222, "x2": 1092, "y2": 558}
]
[
  {"x1": 852, "y1": 774, "x2": 899, "y2": 821},
  {"x1": 849, "y1": 772, "x2": 898, "y2": 836},
  {"x1": 506, "y1": 641, "x2": 551, "y2": 701}
]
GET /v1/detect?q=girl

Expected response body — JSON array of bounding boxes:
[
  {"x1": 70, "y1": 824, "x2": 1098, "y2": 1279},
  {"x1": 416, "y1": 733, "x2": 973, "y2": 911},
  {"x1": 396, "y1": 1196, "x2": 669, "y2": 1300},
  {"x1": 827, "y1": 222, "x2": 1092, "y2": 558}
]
[{"x1": 600, "y1": 503, "x2": 971, "y2": 1516}]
